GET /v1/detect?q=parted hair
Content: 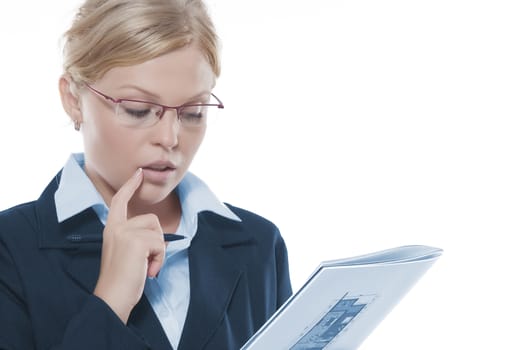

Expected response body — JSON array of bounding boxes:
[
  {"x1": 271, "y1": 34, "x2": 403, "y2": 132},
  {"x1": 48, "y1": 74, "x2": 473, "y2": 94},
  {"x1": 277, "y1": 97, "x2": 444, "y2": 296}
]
[{"x1": 62, "y1": 0, "x2": 220, "y2": 84}]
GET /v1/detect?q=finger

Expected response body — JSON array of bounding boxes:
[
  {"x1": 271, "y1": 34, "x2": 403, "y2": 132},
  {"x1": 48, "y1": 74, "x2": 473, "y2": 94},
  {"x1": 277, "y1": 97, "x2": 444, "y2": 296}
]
[
  {"x1": 107, "y1": 168, "x2": 143, "y2": 223},
  {"x1": 126, "y1": 213, "x2": 163, "y2": 232},
  {"x1": 147, "y1": 245, "x2": 166, "y2": 278}
]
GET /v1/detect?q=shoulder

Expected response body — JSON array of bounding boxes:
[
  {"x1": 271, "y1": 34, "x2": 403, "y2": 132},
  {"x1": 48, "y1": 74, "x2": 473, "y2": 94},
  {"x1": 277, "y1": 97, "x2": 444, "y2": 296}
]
[
  {"x1": 226, "y1": 204, "x2": 278, "y2": 230},
  {"x1": 0, "y1": 201, "x2": 39, "y2": 231},
  {"x1": 0, "y1": 203, "x2": 41, "y2": 281},
  {"x1": 226, "y1": 203, "x2": 283, "y2": 239},
  {"x1": 0, "y1": 173, "x2": 60, "y2": 243},
  {"x1": 222, "y1": 203, "x2": 287, "y2": 250},
  {"x1": 196, "y1": 202, "x2": 286, "y2": 247},
  {"x1": 0, "y1": 201, "x2": 39, "y2": 244}
]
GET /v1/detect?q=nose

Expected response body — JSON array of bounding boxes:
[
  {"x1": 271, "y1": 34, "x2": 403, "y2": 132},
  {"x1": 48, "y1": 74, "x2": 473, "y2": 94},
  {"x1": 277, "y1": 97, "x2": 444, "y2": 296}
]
[{"x1": 151, "y1": 109, "x2": 181, "y2": 149}]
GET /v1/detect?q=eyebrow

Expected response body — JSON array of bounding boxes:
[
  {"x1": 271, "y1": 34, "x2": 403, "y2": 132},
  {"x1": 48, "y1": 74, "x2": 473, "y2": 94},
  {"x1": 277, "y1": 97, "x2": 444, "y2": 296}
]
[{"x1": 118, "y1": 84, "x2": 211, "y2": 104}]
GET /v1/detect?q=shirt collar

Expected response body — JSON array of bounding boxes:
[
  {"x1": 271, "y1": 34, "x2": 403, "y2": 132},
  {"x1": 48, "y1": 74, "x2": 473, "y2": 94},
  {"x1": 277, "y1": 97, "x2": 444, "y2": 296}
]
[
  {"x1": 176, "y1": 171, "x2": 241, "y2": 223},
  {"x1": 54, "y1": 153, "x2": 107, "y2": 223},
  {"x1": 54, "y1": 153, "x2": 241, "y2": 224}
]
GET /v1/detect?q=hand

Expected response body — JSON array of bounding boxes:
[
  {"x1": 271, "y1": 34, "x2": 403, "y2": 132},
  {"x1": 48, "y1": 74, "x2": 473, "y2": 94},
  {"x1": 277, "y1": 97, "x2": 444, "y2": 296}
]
[{"x1": 93, "y1": 168, "x2": 165, "y2": 323}]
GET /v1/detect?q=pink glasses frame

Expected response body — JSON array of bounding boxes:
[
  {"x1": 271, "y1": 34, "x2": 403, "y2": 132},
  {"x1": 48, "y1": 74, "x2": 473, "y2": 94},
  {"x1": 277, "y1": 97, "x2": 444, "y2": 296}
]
[{"x1": 84, "y1": 84, "x2": 224, "y2": 120}]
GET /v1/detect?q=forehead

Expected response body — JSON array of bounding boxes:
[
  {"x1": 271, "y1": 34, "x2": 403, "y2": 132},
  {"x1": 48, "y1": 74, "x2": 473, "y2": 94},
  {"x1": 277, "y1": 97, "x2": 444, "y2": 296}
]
[{"x1": 98, "y1": 44, "x2": 215, "y2": 101}]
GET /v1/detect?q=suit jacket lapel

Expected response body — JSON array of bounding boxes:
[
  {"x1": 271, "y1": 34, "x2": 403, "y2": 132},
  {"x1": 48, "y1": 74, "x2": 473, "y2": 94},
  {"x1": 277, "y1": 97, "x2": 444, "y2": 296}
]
[
  {"x1": 128, "y1": 294, "x2": 173, "y2": 349},
  {"x1": 35, "y1": 173, "x2": 172, "y2": 349},
  {"x1": 178, "y1": 212, "x2": 255, "y2": 350},
  {"x1": 35, "y1": 173, "x2": 105, "y2": 292}
]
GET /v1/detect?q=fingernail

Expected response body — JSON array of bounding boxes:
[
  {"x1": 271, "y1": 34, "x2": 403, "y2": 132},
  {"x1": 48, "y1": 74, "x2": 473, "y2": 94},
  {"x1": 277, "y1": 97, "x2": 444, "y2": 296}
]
[{"x1": 135, "y1": 168, "x2": 143, "y2": 177}]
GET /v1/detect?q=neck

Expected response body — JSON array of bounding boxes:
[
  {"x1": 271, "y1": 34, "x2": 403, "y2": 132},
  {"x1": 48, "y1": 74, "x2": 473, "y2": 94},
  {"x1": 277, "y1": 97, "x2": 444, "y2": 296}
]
[{"x1": 128, "y1": 193, "x2": 182, "y2": 233}]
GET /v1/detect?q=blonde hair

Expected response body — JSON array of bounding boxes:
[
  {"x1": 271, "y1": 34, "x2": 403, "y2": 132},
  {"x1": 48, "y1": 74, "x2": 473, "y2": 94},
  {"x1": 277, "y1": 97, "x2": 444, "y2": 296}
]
[{"x1": 62, "y1": 0, "x2": 220, "y2": 84}]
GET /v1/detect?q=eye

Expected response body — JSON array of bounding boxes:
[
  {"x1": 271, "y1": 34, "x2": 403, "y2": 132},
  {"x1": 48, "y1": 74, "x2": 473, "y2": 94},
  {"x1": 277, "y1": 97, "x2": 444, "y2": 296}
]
[
  {"x1": 124, "y1": 107, "x2": 151, "y2": 118},
  {"x1": 118, "y1": 101, "x2": 159, "y2": 119},
  {"x1": 179, "y1": 106, "x2": 207, "y2": 125},
  {"x1": 181, "y1": 111, "x2": 204, "y2": 120}
]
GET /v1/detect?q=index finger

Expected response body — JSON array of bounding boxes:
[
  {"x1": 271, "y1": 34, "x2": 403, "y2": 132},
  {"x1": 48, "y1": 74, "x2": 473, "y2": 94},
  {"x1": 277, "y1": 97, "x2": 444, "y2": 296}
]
[{"x1": 107, "y1": 168, "x2": 143, "y2": 224}]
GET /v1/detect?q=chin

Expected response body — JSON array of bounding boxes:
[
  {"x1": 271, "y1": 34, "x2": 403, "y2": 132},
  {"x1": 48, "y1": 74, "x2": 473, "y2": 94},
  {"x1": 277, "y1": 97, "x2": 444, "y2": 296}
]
[{"x1": 136, "y1": 182, "x2": 176, "y2": 205}]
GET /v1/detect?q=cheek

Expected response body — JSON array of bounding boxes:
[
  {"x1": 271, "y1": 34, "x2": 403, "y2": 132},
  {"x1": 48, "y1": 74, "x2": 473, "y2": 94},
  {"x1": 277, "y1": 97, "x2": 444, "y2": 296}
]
[
  {"x1": 82, "y1": 104, "x2": 134, "y2": 151},
  {"x1": 179, "y1": 129, "x2": 206, "y2": 158},
  {"x1": 82, "y1": 107, "x2": 141, "y2": 180}
]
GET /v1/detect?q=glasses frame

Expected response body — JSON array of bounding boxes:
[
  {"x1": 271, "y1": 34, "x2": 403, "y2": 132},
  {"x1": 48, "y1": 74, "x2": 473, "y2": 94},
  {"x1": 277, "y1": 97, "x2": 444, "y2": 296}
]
[{"x1": 84, "y1": 83, "x2": 224, "y2": 127}]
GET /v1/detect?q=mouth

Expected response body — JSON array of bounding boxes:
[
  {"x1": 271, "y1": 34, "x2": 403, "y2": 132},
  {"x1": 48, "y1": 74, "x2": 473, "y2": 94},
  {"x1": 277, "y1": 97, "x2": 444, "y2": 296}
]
[
  {"x1": 142, "y1": 160, "x2": 177, "y2": 171},
  {"x1": 141, "y1": 161, "x2": 177, "y2": 183},
  {"x1": 143, "y1": 165, "x2": 175, "y2": 172}
]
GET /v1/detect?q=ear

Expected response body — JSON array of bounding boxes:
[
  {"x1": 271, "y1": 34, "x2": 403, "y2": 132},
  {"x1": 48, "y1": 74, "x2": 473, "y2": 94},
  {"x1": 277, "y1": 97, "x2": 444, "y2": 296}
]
[{"x1": 58, "y1": 75, "x2": 83, "y2": 123}]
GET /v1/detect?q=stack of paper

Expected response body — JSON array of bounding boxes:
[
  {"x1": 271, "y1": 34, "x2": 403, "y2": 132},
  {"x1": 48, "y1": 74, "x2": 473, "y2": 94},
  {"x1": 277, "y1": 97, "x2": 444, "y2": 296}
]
[{"x1": 242, "y1": 245, "x2": 443, "y2": 350}]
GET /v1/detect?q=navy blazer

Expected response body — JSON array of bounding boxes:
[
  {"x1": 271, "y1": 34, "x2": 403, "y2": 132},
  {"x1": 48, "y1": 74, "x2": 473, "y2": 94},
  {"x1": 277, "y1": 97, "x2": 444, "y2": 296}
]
[{"x1": 0, "y1": 173, "x2": 292, "y2": 350}]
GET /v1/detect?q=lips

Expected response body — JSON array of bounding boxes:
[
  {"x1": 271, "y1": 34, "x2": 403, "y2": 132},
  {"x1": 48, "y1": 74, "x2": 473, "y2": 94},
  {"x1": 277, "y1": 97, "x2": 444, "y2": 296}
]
[
  {"x1": 144, "y1": 165, "x2": 173, "y2": 171},
  {"x1": 142, "y1": 160, "x2": 176, "y2": 171},
  {"x1": 141, "y1": 161, "x2": 177, "y2": 183}
]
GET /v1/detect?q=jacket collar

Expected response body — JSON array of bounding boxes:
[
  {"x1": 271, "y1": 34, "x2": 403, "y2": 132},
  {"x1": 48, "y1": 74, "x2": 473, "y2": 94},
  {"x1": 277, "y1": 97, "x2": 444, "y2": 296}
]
[
  {"x1": 35, "y1": 172, "x2": 255, "y2": 350},
  {"x1": 37, "y1": 172, "x2": 104, "y2": 250}
]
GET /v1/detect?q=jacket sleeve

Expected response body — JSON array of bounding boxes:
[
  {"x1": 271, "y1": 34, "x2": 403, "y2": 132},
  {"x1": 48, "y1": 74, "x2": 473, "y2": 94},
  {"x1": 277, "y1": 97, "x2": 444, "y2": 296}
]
[
  {"x1": 275, "y1": 230, "x2": 293, "y2": 308},
  {"x1": 0, "y1": 238, "x2": 149, "y2": 350},
  {"x1": 0, "y1": 237, "x2": 35, "y2": 349}
]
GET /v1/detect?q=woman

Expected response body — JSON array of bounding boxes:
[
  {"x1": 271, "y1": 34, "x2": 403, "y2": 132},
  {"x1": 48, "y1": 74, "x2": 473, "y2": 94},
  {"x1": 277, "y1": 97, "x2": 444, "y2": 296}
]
[{"x1": 0, "y1": 1, "x2": 292, "y2": 349}]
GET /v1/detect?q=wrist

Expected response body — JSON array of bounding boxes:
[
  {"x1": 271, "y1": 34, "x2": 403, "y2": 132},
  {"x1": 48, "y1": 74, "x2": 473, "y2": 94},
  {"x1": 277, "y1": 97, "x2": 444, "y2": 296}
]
[{"x1": 93, "y1": 286, "x2": 133, "y2": 324}]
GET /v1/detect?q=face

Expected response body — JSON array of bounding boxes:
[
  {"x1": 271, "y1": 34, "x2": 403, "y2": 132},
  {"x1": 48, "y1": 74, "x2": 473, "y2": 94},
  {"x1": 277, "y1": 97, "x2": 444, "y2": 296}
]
[{"x1": 69, "y1": 44, "x2": 215, "y2": 207}]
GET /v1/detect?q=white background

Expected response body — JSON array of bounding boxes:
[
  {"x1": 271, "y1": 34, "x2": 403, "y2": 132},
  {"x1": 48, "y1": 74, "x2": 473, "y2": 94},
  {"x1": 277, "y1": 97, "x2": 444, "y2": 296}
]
[{"x1": 1, "y1": 1, "x2": 524, "y2": 349}]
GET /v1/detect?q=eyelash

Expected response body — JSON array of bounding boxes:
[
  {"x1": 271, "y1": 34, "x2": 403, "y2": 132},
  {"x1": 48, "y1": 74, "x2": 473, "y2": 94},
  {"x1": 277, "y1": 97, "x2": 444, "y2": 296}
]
[
  {"x1": 121, "y1": 105, "x2": 155, "y2": 118},
  {"x1": 182, "y1": 111, "x2": 204, "y2": 120}
]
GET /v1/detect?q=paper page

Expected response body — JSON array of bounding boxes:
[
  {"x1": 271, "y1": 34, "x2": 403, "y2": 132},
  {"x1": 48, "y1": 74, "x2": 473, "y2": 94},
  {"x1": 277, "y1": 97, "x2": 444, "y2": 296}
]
[{"x1": 242, "y1": 246, "x2": 441, "y2": 350}]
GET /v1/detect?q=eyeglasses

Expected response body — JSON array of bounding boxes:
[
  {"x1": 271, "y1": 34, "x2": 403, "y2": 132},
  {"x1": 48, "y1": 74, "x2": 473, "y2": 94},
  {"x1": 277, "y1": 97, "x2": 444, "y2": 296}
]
[{"x1": 84, "y1": 84, "x2": 224, "y2": 129}]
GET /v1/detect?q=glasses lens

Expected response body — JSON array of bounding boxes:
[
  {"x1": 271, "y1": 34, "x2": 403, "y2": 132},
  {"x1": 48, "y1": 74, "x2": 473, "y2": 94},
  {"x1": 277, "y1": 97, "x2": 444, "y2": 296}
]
[
  {"x1": 178, "y1": 105, "x2": 212, "y2": 128},
  {"x1": 116, "y1": 100, "x2": 162, "y2": 127}
]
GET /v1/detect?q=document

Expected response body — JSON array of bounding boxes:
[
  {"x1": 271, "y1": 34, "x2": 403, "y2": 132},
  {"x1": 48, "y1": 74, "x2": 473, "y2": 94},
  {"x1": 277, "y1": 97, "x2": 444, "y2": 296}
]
[{"x1": 242, "y1": 245, "x2": 443, "y2": 350}]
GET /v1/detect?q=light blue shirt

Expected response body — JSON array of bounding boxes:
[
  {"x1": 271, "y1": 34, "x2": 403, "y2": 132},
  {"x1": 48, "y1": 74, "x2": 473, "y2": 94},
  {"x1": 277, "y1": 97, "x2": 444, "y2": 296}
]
[{"x1": 54, "y1": 153, "x2": 241, "y2": 348}]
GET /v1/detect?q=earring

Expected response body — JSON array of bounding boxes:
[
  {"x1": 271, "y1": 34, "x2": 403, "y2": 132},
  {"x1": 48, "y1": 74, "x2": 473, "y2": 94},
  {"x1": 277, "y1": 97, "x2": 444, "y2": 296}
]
[{"x1": 74, "y1": 120, "x2": 81, "y2": 131}]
